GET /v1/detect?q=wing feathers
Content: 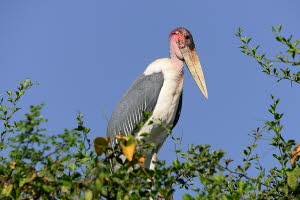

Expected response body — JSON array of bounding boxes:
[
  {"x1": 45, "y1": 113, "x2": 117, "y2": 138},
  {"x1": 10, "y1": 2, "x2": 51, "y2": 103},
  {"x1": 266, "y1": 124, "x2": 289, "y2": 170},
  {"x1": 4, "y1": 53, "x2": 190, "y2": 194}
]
[{"x1": 107, "y1": 72, "x2": 164, "y2": 140}]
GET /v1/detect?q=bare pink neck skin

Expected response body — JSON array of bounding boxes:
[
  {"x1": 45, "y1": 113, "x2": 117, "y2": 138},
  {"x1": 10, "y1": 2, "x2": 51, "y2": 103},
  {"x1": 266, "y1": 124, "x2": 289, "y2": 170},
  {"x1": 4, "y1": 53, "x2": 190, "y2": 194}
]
[{"x1": 169, "y1": 40, "x2": 184, "y2": 74}]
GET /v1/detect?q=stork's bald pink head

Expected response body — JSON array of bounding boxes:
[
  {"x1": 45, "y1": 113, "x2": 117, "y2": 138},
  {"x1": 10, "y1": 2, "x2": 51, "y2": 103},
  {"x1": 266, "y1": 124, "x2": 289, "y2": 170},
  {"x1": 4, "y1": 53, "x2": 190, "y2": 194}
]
[
  {"x1": 169, "y1": 27, "x2": 195, "y2": 50},
  {"x1": 169, "y1": 27, "x2": 208, "y2": 99}
]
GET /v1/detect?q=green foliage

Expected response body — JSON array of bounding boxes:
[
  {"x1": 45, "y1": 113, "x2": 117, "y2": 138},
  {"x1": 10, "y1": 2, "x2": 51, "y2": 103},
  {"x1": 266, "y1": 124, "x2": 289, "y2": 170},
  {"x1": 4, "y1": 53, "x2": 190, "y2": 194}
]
[
  {"x1": 0, "y1": 26, "x2": 300, "y2": 199},
  {"x1": 236, "y1": 25, "x2": 300, "y2": 84}
]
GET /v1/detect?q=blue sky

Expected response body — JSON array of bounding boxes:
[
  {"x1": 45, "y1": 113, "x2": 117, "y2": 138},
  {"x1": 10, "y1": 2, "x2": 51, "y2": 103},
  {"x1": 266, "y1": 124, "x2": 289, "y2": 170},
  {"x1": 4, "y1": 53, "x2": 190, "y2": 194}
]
[{"x1": 1, "y1": 0, "x2": 300, "y2": 197}]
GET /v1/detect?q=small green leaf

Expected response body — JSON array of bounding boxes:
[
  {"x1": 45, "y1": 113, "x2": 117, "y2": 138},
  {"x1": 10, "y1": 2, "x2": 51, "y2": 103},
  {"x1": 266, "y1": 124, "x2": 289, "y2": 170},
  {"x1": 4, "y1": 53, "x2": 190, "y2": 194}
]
[
  {"x1": 6, "y1": 90, "x2": 12, "y2": 96},
  {"x1": 287, "y1": 167, "x2": 300, "y2": 191},
  {"x1": 278, "y1": 24, "x2": 282, "y2": 32},
  {"x1": 182, "y1": 193, "x2": 194, "y2": 200},
  {"x1": 293, "y1": 40, "x2": 299, "y2": 47},
  {"x1": 140, "y1": 132, "x2": 149, "y2": 137},
  {"x1": 85, "y1": 190, "x2": 93, "y2": 200},
  {"x1": 1, "y1": 184, "x2": 13, "y2": 196}
]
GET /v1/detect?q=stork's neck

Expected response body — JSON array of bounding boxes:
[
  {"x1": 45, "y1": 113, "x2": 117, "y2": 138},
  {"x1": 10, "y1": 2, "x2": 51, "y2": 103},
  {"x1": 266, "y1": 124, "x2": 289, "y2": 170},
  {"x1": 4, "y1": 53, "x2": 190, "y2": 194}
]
[
  {"x1": 169, "y1": 42, "x2": 184, "y2": 74},
  {"x1": 169, "y1": 55, "x2": 184, "y2": 75}
]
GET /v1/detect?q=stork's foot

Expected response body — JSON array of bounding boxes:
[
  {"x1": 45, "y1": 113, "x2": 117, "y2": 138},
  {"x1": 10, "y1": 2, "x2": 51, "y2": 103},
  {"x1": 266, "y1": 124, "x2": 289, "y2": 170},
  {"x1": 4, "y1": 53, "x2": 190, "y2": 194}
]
[{"x1": 149, "y1": 153, "x2": 157, "y2": 170}]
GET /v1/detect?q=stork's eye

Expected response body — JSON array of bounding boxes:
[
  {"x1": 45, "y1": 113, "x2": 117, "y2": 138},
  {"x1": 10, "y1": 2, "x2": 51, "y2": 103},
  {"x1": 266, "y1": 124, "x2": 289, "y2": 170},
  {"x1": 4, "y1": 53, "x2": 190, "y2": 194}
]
[
  {"x1": 171, "y1": 32, "x2": 179, "y2": 35},
  {"x1": 185, "y1": 35, "x2": 190, "y2": 39}
]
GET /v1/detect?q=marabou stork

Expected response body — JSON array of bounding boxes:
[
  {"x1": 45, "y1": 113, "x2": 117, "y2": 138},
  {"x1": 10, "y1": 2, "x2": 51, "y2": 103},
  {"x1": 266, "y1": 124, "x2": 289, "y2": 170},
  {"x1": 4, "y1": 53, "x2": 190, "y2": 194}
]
[{"x1": 107, "y1": 27, "x2": 208, "y2": 169}]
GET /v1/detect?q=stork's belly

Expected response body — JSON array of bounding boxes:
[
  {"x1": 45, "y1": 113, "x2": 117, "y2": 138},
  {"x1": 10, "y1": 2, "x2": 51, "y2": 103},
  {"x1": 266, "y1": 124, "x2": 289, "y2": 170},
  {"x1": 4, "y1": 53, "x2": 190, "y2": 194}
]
[
  {"x1": 152, "y1": 77, "x2": 183, "y2": 123},
  {"x1": 137, "y1": 76, "x2": 183, "y2": 145}
]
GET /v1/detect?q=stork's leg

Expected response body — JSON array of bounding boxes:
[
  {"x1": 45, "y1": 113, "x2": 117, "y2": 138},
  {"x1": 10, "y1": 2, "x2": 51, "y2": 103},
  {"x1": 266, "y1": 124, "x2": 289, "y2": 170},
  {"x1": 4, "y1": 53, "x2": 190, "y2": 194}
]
[{"x1": 149, "y1": 152, "x2": 157, "y2": 170}]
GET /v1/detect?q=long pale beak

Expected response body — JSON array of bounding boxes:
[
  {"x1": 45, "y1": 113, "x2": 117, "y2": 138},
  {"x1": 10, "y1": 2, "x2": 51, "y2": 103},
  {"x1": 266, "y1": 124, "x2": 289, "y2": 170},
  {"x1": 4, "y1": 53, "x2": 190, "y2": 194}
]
[{"x1": 180, "y1": 47, "x2": 208, "y2": 99}]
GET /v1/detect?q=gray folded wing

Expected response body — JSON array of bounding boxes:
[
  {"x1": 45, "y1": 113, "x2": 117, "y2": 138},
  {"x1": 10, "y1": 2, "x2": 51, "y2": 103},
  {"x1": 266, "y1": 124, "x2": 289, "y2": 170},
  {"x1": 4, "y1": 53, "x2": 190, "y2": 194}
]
[{"x1": 106, "y1": 72, "x2": 164, "y2": 142}]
